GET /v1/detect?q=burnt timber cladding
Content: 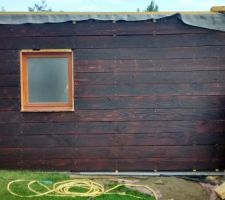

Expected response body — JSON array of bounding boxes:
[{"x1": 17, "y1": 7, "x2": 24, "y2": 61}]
[{"x1": 0, "y1": 16, "x2": 225, "y2": 171}]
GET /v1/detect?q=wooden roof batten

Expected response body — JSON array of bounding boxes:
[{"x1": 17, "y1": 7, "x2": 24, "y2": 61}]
[{"x1": 211, "y1": 6, "x2": 225, "y2": 13}]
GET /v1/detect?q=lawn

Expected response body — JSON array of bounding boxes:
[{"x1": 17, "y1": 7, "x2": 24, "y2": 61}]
[{"x1": 0, "y1": 170, "x2": 156, "y2": 200}]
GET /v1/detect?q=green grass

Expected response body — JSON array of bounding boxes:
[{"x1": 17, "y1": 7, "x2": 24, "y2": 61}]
[{"x1": 0, "y1": 170, "x2": 155, "y2": 200}]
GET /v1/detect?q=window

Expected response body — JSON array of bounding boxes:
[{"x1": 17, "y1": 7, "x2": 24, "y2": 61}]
[{"x1": 20, "y1": 50, "x2": 74, "y2": 112}]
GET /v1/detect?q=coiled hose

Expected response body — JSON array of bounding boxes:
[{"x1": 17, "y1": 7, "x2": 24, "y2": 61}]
[{"x1": 7, "y1": 179, "x2": 158, "y2": 199}]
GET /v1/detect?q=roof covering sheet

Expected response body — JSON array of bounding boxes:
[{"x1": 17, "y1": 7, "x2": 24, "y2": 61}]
[{"x1": 0, "y1": 12, "x2": 224, "y2": 32}]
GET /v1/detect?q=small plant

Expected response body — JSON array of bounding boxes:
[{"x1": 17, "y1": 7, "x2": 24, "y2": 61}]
[{"x1": 28, "y1": 0, "x2": 52, "y2": 12}]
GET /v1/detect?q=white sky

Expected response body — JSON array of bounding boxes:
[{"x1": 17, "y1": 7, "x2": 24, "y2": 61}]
[{"x1": 1, "y1": 0, "x2": 225, "y2": 12}]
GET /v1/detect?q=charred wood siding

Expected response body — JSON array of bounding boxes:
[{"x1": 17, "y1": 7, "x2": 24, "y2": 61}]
[{"x1": 0, "y1": 16, "x2": 225, "y2": 171}]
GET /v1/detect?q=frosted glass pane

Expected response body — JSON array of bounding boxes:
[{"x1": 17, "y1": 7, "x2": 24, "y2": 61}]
[{"x1": 28, "y1": 57, "x2": 68, "y2": 103}]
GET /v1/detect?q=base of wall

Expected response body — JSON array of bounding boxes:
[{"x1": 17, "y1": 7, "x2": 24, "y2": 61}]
[{"x1": 77, "y1": 171, "x2": 225, "y2": 176}]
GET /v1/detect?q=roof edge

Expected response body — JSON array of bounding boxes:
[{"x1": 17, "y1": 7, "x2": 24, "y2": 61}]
[
  {"x1": 0, "y1": 11, "x2": 224, "y2": 33},
  {"x1": 0, "y1": 11, "x2": 216, "y2": 15}
]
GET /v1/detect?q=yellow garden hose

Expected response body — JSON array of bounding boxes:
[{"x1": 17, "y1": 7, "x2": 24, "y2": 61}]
[{"x1": 7, "y1": 179, "x2": 158, "y2": 199}]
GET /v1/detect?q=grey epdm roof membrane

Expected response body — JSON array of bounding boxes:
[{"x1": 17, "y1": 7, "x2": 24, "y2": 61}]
[{"x1": 0, "y1": 12, "x2": 224, "y2": 32}]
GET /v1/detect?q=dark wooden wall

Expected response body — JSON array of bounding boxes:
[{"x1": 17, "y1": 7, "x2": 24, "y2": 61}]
[{"x1": 0, "y1": 16, "x2": 225, "y2": 171}]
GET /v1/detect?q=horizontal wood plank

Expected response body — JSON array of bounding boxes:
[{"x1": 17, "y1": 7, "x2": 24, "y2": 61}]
[
  {"x1": 2, "y1": 70, "x2": 225, "y2": 87},
  {"x1": 74, "y1": 33, "x2": 225, "y2": 48},
  {"x1": 2, "y1": 58, "x2": 225, "y2": 75},
  {"x1": 1, "y1": 157, "x2": 223, "y2": 171},
  {"x1": 2, "y1": 83, "x2": 225, "y2": 99},
  {"x1": 76, "y1": 58, "x2": 225, "y2": 72},
  {"x1": 1, "y1": 95, "x2": 225, "y2": 111},
  {"x1": 0, "y1": 33, "x2": 225, "y2": 50},
  {"x1": 0, "y1": 22, "x2": 75, "y2": 37},
  {"x1": 2, "y1": 46, "x2": 225, "y2": 62},
  {"x1": 0, "y1": 108, "x2": 225, "y2": 123},
  {"x1": 76, "y1": 95, "x2": 225, "y2": 110},
  {"x1": 117, "y1": 158, "x2": 225, "y2": 171},
  {"x1": 0, "y1": 158, "x2": 75, "y2": 171},
  {"x1": 75, "y1": 46, "x2": 225, "y2": 60},
  {"x1": 0, "y1": 61, "x2": 19, "y2": 74},
  {"x1": 0, "y1": 131, "x2": 225, "y2": 148},
  {"x1": 76, "y1": 71, "x2": 225, "y2": 85},
  {"x1": 0, "y1": 120, "x2": 220, "y2": 136},
  {"x1": 76, "y1": 83, "x2": 225, "y2": 97},
  {"x1": 0, "y1": 36, "x2": 74, "y2": 50},
  {"x1": 0, "y1": 145, "x2": 224, "y2": 159}
]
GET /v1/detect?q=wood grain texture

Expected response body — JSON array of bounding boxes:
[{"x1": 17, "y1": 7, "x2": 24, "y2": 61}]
[
  {"x1": 74, "y1": 33, "x2": 225, "y2": 48},
  {"x1": 1, "y1": 108, "x2": 225, "y2": 123},
  {"x1": 1, "y1": 33, "x2": 225, "y2": 50},
  {"x1": 1, "y1": 95, "x2": 225, "y2": 111},
  {"x1": 0, "y1": 36, "x2": 75, "y2": 50},
  {"x1": 76, "y1": 83, "x2": 225, "y2": 97},
  {"x1": 0, "y1": 120, "x2": 223, "y2": 136},
  {"x1": 75, "y1": 95, "x2": 225, "y2": 110},
  {"x1": 0, "y1": 132, "x2": 225, "y2": 148},
  {"x1": 75, "y1": 46, "x2": 225, "y2": 60},
  {"x1": 0, "y1": 146, "x2": 224, "y2": 159},
  {"x1": 2, "y1": 71, "x2": 225, "y2": 87},
  {"x1": 2, "y1": 83, "x2": 225, "y2": 99},
  {"x1": 76, "y1": 58, "x2": 225, "y2": 72},
  {"x1": 0, "y1": 16, "x2": 225, "y2": 171},
  {"x1": 2, "y1": 58, "x2": 225, "y2": 74},
  {"x1": 76, "y1": 71, "x2": 225, "y2": 84},
  {"x1": 1, "y1": 158, "x2": 224, "y2": 171}
]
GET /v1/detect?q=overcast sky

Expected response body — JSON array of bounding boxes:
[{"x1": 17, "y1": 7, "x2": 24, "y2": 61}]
[{"x1": 1, "y1": 0, "x2": 225, "y2": 12}]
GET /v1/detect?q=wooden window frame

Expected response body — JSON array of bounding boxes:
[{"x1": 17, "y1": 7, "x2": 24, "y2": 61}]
[{"x1": 20, "y1": 49, "x2": 74, "y2": 112}]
